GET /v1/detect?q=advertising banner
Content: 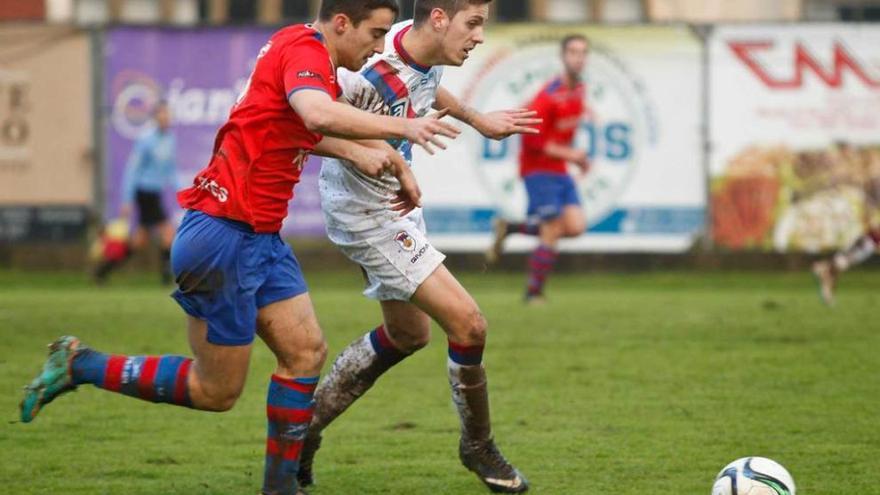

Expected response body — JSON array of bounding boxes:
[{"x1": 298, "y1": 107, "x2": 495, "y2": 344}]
[
  {"x1": 104, "y1": 27, "x2": 325, "y2": 236},
  {"x1": 0, "y1": 26, "x2": 93, "y2": 206},
  {"x1": 709, "y1": 25, "x2": 880, "y2": 252},
  {"x1": 415, "y1": 25, "x2": 705, "y2": 252}
]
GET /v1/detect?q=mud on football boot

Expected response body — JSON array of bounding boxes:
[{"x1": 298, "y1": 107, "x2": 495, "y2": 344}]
[
  {"x1": 460, "y1": 438, "x2": 529, "y2": 493},
  {"x1": 296, "y1": 430, "x2": 323, "y2": 488},
  {"x1": 20, "y1": 336, "x2": 82, "y2": 423}
]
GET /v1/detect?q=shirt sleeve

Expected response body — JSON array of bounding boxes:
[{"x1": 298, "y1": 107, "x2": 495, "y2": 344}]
[
  {"x1": 338, "y1": 68, "x2": 387, "y2": 114},
  {"x1": 521, "y1": 90, "x2": 555, "y2": 153},
  {"x1": 280, "y1": 38, "x2": 335, "y2": 99}
]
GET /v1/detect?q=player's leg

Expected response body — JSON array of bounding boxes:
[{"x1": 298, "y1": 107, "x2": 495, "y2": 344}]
[
  {"x1": 298, "y1": 300, "x2": 431, "y2": 487},
  {"x1": 20, "y1": 316, "x2": 252, "y2": 422},
  {"x1": 251, "y1": 236, "x2": 327, "y2": 495},
  {"x1": 485, "y1": 217, "x2": 540, "y2": 265},
  {"x1": 525, "y1": 175, "x2": 582, "y2": 302},
  {"x1": 256, "y1": 294, "x2": 326, "y2": 495},
  {"x1": 812, "y1": 229, "x2": 880, "y2": 305},
  {"x1": 412, "y1": 266, "x2": 528, "y2": 493},
  {"x1": 156, "y1": 219, "x2": 175, "y2": 285},
  {"x1": 22, "y1": 211, "x2": 261, "y2": 421}
]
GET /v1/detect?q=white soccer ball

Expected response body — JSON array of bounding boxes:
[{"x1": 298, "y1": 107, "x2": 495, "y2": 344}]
[{"x1": 711, "y1": 457, "x2": 796, "y2": 495}]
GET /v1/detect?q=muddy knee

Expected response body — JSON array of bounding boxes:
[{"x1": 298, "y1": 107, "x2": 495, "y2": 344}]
[
  {"x1": 449, "y1": 309, "x2": 487, "y2": 346},
  {"x1": 385, "y1": 323, "x2": 431, "y2": 353}
]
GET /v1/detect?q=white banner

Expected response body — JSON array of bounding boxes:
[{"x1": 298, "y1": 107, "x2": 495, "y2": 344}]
[
  {"x1": 415, "y1": 25, "x2": 705, "y2": 253},
  {"x1": 709, "y1": 25, "x2": 880, "y2": 252}
]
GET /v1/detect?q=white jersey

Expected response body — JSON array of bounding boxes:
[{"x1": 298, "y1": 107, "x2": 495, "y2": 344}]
[{"x1": 320, "y1": 21, "x2": 444, "y2": 233}]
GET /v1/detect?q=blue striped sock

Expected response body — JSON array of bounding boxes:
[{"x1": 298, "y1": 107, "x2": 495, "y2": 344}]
[{"x1": 262, "y1": 375, "x2": 318, "y2": 495}]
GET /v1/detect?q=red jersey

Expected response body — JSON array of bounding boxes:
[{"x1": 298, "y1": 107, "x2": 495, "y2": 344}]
[
  {"x1": 519, "y1": 77, "x2": 587, "y2": 177},
  {"x1": 178, "y1": 24, "x2": 340, "y2": 233}
]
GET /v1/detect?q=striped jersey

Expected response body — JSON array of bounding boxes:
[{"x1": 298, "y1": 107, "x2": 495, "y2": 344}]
[{"x1": 320, "y1": 21, "x2": 444, "y2": 232}]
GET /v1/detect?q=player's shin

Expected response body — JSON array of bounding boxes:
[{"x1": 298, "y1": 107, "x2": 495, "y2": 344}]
[
  {"x1": 262, "y1": 375, "x2": 318, "y2": 495},
  {"x1": 309, "y1": 325, "x2": 409, "y2": 432},
  {"x1": 447, "y1": 341, "x2": 491, "y2": 442},
  {"x1": 73, "y1": 348, "x2": 194, "y2": 407}
]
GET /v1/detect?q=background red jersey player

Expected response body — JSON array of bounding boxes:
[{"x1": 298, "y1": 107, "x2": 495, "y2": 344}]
[{"x1": 487, "y1": 34, "x2": 591, "y2": 303}]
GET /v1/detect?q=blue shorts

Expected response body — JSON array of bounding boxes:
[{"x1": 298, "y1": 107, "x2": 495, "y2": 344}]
[
  {"x1": 524, "y1": 173, "x2": 582, "y2": 221},
  {"x1": 170, "y1": 210, "x2": 308, "y2": 346}
]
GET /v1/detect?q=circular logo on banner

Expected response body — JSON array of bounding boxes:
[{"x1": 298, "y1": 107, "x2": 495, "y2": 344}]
[
  {"x1": 463, "y1": 43, "x2": 658, "y2": 226},
  {"x1": 110, "y1": 71, "x2": 163, "y2": 140}
]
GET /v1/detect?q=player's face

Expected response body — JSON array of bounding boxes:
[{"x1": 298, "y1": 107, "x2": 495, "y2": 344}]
[
  {"x1": 336, "y1": 8, "x2": 395, "y2": 71},
  {"x1": 439, "y1": 4, "x2": 488, "y2": 66},
  {"x1": 562, "y1": 39, "x2": 589, "y2": 80},
  {"x1": 155, "y1": 105, "x2": 171, "y2": 130}
]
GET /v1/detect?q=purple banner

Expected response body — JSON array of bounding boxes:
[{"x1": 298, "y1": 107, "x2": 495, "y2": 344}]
[{"x1": 105, "y1": 26, "x2": 325, "y2": 236}]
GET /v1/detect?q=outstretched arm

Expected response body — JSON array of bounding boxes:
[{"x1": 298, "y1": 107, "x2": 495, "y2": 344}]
[
  {"x1": 433, "y1": 86, "x2": 541, "y2": 140},
  {"x1": 291, "y1": 90, "x2": 459, "y2": 155}
]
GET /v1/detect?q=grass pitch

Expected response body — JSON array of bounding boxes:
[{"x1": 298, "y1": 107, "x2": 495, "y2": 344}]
[{"x1": 1, "y1": 268, "x2": 878, "y2": 494}]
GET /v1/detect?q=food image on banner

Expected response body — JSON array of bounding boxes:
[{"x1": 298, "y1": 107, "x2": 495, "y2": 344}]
[
  {"x1": 105, "y1": 27, "x2": 325, "y2": 237},
  {"x1": 710, "y1": 25, "x2": 880, "y2": 252},
  {"x1": 415, "y1": 25, "x2": 705, "y2": 253}
]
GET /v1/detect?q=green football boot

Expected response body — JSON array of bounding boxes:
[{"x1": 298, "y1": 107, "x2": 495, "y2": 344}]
[{"x1": 20, "y1": 336, "x2": 82, "y2": 423}]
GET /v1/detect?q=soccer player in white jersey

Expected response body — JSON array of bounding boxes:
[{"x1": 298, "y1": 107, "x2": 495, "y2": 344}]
[{"x1": 301, "y1": 0, "x2": 540, "y2": 492}]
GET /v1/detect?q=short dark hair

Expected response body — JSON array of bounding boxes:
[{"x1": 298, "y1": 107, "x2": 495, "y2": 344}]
[
  {"x1": 319, "y1": 0, "x2": 400, "y2": 26},
  {"x1": 561, "y1": 34, "x2": 589, "y2": 52},
  {"x1": 413, "y1": 0, "x2": 493, "y2": 27}
]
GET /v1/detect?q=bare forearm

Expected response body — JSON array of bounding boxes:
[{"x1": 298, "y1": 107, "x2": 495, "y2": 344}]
[
  {"x1": 544, "y1": 142, "x2": 576, "y2": 162},
  {"x1": 314, "y1": 102, "x2": 409, "y2": 140},
  {"x1": 312, "y1": 136, "x2": 363, "y2": 162},
  {"x1": 434, "y1": 86, "x2": 478, "y2": 126}
]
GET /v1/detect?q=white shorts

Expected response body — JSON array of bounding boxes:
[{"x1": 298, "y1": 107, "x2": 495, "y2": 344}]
[{"x1": 325, "y1": 209, "x2": 446, "y2": 301}]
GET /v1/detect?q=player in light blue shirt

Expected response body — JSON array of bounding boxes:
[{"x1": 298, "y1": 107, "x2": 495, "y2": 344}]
[{"x1": 96, "y1": 101, "x2": 178, "y2": 284}]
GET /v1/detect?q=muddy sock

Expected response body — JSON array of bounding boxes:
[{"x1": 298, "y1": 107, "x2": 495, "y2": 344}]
[
  {"x1": 448, "y1": 362, "x2": 492, "y2": 443},
  {"x1": 310, "y1": 325, "x2": 410, "y2": 432}
]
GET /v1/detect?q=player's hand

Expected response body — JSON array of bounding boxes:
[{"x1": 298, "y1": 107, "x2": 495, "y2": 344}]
[
  {"x1": 350, "y1": 146, "x2": 394, "y2": 178},
  {"x1": 569, "y1": 149, "x2": 590, "y2": 173},
  {"x1": 119, "y1": 203, "x2": 132, "y2": 219},
  {"x1": 404, "y1": 109, "x2": 460, "y2": 155},
  {"x1": 474, "y1": 109, "x2": 542, "y2": 140},
  {"x1": 388, "y1": 157, "x2": 422, "y2": 217}
]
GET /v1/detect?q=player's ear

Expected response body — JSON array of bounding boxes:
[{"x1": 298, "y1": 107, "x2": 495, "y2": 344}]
[
  {"x1": 429, "y1": 8, "x2": 449, "y2": 31},
  {"x1": 332, "y1": 13, "x2": 351, "y2": 34}
]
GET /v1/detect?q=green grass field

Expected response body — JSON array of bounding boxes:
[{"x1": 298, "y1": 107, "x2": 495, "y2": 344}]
[{"x1": 1, "y1": 268, "x2": 878, "y2": 494}]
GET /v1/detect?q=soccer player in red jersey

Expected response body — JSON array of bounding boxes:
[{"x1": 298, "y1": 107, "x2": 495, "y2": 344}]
[
  {"x1": 19, "y1": 2, "x2": 459, "y2": 494},
  {"x1": 486, "y1": 34, "x2": 591, "y2": 303}
]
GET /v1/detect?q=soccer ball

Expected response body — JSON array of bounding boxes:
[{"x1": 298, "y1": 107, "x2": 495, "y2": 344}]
[{"x1": 711, "y1": 457, "x2": 796, "y2": 495}]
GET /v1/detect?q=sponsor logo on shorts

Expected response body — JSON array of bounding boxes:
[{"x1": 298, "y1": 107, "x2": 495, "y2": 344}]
[
  {"x1": 394, "y1": 231, "x2": 416, "y2": 252},
  {"x1": 410, "y1": 244, "x2": 430, "y2": 264}
]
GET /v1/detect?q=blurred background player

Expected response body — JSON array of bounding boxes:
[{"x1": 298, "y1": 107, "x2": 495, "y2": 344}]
[
  {"x1": 812, "y1": 143, "x2": 880, "y2": 305},
  {"x1": 94, "y1": 100, "x2": 177, "y2": 285},
  {"x1": 20, "y1": 1, "x2": 460, "y2": 495},
  {"x1": 298, "y1": 0, "x2": 538, "y2": 492},
  {"x1": 486, "y1": 34, "x2": 591, "y2": 304}
]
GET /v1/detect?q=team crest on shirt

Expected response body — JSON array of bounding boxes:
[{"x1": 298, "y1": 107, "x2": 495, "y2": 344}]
[{"x1": 394, "y1": 231, "x2": 416, "y2": 251}]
